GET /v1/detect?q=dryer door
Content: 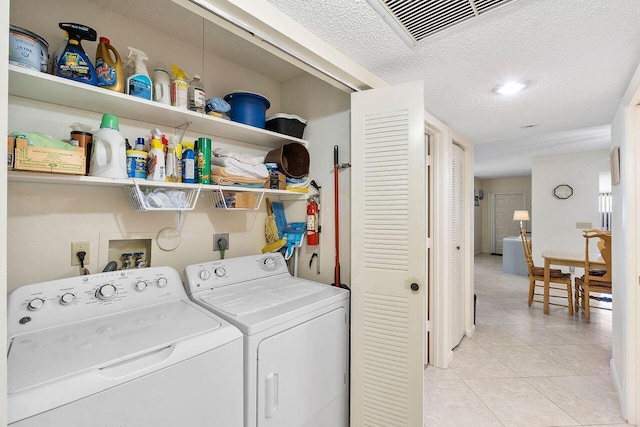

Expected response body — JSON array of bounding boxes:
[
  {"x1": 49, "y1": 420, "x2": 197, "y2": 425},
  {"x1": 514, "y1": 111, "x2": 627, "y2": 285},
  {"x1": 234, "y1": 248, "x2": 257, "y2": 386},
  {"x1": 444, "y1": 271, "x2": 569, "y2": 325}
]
[{"x1": 257, "y1": 307, "x2": 347, "y2": 427}]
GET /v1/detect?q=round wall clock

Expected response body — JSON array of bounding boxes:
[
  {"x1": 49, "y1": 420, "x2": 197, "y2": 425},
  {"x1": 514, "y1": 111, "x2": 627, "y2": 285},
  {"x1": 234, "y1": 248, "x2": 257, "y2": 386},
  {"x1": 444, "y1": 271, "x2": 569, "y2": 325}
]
[{"x1": 553, "y1": 184, "x2": 573, "y2": 199}]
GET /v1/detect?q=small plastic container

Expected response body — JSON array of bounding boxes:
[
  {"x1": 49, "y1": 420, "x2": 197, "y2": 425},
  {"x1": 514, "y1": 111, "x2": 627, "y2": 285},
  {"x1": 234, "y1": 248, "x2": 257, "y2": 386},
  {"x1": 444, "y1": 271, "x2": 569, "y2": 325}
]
[
  {"x1": 265, "y1": 113, "x2": 307, "y2": 138},
  {"x1": 126, "y1": 150, "x2": 148, "y2": 178}
]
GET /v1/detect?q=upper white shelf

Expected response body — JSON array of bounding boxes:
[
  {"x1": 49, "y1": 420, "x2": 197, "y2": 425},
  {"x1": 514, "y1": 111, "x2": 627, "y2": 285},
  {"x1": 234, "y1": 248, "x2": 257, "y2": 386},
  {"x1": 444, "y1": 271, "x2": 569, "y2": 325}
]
[{"x1": 8, "y1": 65, "x2": 307, "y2": 149}]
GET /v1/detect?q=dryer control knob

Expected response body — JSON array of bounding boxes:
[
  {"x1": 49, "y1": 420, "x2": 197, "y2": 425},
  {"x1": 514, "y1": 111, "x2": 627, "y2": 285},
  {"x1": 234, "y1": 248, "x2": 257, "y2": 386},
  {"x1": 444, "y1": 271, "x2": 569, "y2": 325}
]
[
  {"x1": 27, "y1": 297, "x2": 45, "y2": 311},
  {"x1": 134, "y1": 281, "x2": 147, "y2": 292},
  {"x1": 263, "y1": 257, "x2": 277, "y2": 270},
  {"x1": 156, "y1": 277, "x2": 168, "y2": 288},
  {"x1": 214, "y1": 267, "x2": 226, "y2": 277},
  {"x1": 200, "y1": 270, "x2": 211, "y2": 280},
  {"x1": 60, "y1": 293, "x2": 76, "y2": 305},
  {"x1": 96, "y1": 284, "x2": 117, "y2": 302}
]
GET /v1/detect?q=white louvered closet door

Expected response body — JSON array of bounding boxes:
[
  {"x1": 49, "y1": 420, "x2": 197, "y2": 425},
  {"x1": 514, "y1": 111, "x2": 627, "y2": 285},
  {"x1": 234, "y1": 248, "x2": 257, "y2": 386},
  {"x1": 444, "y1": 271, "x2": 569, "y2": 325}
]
[
  {"x1": 450, "y1": 143, "x2": 465, "y2": 349},
  {"x1": 351, "y1": 81, "x2": 426, "y2": 427}
]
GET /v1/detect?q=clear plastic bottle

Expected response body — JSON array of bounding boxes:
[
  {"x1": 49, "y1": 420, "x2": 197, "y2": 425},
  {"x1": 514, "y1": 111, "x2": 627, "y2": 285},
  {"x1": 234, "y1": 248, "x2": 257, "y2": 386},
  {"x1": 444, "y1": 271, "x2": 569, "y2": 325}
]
[{"x1": 188, "y1": 74, "x2": 206, "y2": 113}]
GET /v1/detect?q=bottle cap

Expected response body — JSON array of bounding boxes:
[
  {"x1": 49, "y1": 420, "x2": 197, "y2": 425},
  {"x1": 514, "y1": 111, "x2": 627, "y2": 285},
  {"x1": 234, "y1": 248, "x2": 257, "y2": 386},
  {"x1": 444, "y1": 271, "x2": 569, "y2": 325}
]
[
  {"x1": 194, "y1": 74, "x2": 200, "y2": 80},
  {"x1": 99, "y1": 36, "x2": 110, "y2": 44},
  {"x1": 100, "y1": 114, "x2": 119, "y2": 130},
  {"x1": 135, "y1": 137, "x2": 145, "y2": 151}
]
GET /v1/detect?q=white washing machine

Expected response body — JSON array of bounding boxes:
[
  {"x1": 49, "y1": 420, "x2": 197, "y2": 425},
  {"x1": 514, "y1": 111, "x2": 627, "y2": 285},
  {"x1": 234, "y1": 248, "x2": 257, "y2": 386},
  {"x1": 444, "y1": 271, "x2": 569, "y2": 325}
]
[
  {"x1": 7, "y1": 266, "x2": 243, "y2": 426},
  {"x1": 184, "y1": 253, "x2": 350, "y2": 427}
]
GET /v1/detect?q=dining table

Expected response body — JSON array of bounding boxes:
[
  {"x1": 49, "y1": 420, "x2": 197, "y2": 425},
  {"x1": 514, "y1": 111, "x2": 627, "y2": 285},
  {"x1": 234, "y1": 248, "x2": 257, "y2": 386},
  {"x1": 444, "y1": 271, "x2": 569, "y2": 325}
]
[{"x1": 541, "y1": 250, "x2": 606, "y2": 315}]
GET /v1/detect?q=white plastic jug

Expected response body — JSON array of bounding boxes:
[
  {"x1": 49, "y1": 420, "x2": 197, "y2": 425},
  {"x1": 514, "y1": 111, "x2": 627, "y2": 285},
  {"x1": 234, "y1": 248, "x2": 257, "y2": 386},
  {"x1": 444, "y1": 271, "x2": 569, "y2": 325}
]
[{"x1": 89, "y1": 114, "x2": 127, "y2": 178}]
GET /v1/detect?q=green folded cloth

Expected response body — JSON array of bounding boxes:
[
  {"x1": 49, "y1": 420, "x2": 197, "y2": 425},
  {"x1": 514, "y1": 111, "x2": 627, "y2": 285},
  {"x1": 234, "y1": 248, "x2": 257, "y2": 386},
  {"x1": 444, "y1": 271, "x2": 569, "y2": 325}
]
[{"x1": 11, "y1": 132, "x2": 77, "y2": 151}]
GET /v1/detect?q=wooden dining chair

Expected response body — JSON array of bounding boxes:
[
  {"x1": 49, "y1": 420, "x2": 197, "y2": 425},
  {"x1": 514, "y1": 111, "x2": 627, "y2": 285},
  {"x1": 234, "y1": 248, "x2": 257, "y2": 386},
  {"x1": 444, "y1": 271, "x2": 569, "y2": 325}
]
[
  {"x1": 519, "y1": 229, "x2": 573, "y2": 314},
  {"x1": 574, "y1": 230, "x2": 612, "y2": 322}
]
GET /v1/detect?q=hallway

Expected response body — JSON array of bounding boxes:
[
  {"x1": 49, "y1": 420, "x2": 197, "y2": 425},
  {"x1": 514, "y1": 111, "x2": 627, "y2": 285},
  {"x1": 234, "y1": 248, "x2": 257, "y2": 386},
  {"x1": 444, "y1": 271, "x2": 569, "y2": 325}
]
[{"x1": 424, "y1": 254, "x2": 631, "y2": 426}]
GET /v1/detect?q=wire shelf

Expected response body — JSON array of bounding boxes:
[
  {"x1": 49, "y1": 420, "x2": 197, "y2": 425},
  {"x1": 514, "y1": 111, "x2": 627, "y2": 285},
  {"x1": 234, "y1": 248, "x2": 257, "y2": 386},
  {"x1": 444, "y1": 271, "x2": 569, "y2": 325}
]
[
  {"x1": 124, "y1": 180, "x2": 201, "y2": 211},
  {"x1": 210, "y1": 188, "x2": 265, "y2": 210}
]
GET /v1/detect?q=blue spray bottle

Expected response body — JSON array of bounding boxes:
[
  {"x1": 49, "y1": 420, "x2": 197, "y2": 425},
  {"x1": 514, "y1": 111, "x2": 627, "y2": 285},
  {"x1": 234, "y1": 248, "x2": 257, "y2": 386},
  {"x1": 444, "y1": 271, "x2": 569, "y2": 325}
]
[
  {"x1": 56, "y1": 23, "x2": 98, "y2": 85},
  {"x1": 125, "y1": 47, "x2": 152, "y2": 100}
]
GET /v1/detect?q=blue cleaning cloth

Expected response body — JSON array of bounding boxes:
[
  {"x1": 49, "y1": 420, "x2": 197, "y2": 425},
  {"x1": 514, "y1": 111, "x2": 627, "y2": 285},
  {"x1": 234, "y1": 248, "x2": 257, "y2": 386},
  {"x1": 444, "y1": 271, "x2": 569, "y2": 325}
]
[{"x1": 205, "y1": 97, "x2": 231, "y2": 113}]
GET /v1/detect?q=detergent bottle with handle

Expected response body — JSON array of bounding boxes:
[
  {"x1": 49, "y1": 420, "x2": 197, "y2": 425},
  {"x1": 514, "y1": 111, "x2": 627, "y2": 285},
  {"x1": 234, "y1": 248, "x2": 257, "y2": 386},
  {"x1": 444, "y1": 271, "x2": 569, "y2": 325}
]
[
  {"x1": 95, "y1": 37, "x2": 124, "y2": 92},
  {"x1": 56, "y1": 23, "x2": 97, "y2": 85},
  {"x1": 89, "y1": 114, "x2": 127, "y2": 178},
  {"x1": 126, "y1": 47, "x2": 152, "y2": 100}
]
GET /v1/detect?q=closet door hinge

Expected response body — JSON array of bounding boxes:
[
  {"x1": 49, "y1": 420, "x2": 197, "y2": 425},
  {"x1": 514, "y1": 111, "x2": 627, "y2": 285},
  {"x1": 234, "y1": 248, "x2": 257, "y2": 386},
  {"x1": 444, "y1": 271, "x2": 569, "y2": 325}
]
[
  {"x1": 426, "y1": 155, "x2": 431, "y2": 167},
  {"x1": 426, "y1": 237, "x2": 431, "y2": 249},
  {"x1": 426, "y1": 320, "x2": 431, "y2": 332}
]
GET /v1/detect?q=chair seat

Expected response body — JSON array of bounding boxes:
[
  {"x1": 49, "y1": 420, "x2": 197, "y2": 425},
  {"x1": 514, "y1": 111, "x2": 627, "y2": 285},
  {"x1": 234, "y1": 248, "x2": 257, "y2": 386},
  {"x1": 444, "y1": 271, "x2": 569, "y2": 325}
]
[
  {"x1": 575, "y1": 276, "x2": 612, "y2": 291},
  {"x1": 531, "y1": 266, "x2": 570, "y2": 279}
]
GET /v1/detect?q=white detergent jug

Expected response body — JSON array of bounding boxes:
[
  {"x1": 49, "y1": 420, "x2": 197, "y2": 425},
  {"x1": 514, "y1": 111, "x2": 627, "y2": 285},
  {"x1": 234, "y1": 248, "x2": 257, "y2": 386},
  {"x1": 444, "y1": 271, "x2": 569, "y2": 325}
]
[{"x1": 89, "y1": 114, "x2": 127, "y2": 178}]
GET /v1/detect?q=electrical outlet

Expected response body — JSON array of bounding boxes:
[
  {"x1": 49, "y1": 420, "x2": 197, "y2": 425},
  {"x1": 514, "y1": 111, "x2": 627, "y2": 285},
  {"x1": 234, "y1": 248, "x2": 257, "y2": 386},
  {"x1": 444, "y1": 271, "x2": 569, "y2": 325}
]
[
  {"x1": 213, "y1": 234, "x2": 230, "y2": 252},
  {"x1": 71, "y1": 241, "x2": 90, "y2": 266}
]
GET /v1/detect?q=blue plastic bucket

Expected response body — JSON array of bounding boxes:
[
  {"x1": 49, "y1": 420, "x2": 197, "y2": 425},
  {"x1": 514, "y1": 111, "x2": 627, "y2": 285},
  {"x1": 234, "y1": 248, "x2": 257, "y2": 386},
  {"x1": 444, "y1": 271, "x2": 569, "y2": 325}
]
[{"x1": 224, "y1": 91, "x2": 270, "y2": 128}]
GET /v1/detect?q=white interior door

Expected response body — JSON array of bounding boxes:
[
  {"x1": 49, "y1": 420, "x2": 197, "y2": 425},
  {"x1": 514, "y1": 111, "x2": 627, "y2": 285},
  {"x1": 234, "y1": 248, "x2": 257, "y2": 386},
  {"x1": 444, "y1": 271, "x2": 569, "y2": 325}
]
[
  {"x1": 450, "y1": 144, "x2": 465, "y2": 349},
  {"x1": 492, "y1": 193, "x2": 525, "y2": 254},
  {"x1": 350, "y1": 81, "x2": 426, "y2": 426}
]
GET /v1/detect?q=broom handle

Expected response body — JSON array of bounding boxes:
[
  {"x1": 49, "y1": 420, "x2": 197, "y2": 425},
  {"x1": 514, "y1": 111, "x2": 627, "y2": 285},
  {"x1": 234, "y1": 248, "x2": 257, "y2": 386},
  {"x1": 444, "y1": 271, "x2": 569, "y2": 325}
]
[{"x1": 334, "y1": 145, "x2": 341, "y2": 287}]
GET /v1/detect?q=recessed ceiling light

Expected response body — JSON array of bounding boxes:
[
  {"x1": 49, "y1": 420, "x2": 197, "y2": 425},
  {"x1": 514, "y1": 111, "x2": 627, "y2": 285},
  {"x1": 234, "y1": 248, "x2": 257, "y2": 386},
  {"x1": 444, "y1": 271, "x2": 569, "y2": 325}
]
[{"x1": 493, "y1": 80, "x2": 529, "y2": 95}]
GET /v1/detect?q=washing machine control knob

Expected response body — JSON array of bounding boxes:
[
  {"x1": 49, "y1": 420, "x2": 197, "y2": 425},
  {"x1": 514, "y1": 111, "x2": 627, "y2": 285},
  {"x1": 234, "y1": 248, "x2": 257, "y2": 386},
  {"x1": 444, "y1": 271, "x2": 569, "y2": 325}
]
[
  {"x1": 27, "y1": 298, "x2": 45, "y2": 311},
  {"x1": 96, "y1": 284, "x2": 117, "y2": 302},
  {"x1": 134, "y1": 281, "x2": 147, "y2": 292},
  {"x1": 200, "y1": 270, "x2": 211, "y2": 280},
  {"x1": 60, "y1": 293, "x2": 76, "y2": 305},
  {"x1": 214, "y1": 267, "x2": 226, "y2": 277},
  {"x1": 263, "y1": 257, "x2": 277, "y2": 270},
  {"x1": 156, "y1": 277, "x2": 168, "y2": 288}
]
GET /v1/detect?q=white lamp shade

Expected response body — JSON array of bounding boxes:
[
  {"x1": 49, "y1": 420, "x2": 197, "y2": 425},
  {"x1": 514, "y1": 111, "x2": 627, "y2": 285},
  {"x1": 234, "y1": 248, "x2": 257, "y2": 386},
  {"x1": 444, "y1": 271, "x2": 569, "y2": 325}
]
[{"x1": 513, "y1": 210, "x2": 530, "y2": 221}]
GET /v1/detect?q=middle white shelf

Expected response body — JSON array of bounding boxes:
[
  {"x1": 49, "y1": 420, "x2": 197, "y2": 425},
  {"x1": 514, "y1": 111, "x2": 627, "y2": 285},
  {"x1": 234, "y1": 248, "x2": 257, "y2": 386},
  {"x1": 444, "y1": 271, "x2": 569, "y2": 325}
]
[{"x1": 8, "y1": 65, "x2": 308, "y2": 149}]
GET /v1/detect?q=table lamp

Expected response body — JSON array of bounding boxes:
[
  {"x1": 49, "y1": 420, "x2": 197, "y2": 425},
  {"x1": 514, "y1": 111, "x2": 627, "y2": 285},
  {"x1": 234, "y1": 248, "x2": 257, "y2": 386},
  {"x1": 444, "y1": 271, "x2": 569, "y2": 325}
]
[{"x1": 513, "y1": 210, "x2": 530, "y2": 231}]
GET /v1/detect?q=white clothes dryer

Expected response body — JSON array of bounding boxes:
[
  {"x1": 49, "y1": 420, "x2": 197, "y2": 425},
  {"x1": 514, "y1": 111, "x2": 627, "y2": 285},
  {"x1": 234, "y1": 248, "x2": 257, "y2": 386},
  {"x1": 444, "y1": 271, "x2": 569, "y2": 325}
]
[
  {"x1": 185, "y1": 253, "x2": 350, "y2": 427},
  {"x1": 7, "y1": 266, "x2": 243, "y2": 426}
]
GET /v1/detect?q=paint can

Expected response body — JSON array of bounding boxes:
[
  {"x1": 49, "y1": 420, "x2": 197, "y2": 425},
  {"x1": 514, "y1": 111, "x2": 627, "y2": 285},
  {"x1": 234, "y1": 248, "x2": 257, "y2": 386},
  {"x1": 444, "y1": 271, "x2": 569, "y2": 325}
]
[{"x1": 9, "y1": 25, "x2": 47, "y2": 72}]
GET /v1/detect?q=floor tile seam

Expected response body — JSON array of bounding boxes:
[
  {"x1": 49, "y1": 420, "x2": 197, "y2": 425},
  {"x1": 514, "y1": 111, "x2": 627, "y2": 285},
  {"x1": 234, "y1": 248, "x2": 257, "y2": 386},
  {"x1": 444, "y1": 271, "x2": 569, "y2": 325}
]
[
  {"x1": 457, "y1": 377, "x2": 509, "y2": 426},
  {"x1": 521, "y1": 376, "x2": 624, "y2": 425}
]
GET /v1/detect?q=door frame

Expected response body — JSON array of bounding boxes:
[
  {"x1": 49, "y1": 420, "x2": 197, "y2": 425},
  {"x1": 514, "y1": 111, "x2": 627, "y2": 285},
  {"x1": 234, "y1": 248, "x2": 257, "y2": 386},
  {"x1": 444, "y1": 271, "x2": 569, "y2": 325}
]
[
  {"x1": 489, "y1": 192, "x2": 526, "y2": 254},
  {"x1": 430, "y1": 124, "x2": 474, "y2": 368}
]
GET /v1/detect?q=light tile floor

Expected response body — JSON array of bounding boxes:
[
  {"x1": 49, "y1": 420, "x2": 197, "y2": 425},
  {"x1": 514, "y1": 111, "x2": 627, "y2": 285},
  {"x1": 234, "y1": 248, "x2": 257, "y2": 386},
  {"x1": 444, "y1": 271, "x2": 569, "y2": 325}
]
[{"x1": 424, "y1": 254, "x2": 633, "y2": 427}]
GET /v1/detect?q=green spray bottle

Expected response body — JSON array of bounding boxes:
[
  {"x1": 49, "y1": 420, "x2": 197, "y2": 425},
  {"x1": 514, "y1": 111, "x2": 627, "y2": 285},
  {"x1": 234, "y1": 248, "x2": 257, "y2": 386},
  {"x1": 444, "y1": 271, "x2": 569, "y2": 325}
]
[{"x1": 56, "y1": 23, "x2": 97, "y2": 85}]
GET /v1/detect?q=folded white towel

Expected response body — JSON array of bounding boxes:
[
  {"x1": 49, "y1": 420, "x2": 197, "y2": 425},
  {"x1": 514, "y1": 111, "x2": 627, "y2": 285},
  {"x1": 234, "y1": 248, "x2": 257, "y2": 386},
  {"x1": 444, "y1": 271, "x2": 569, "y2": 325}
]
[
  {"x1": 212, "y1": 147, "x2": 264, "y2": 166},
  {"x1": 211, "y1": 158, "x2": 269, "y2": 178}
]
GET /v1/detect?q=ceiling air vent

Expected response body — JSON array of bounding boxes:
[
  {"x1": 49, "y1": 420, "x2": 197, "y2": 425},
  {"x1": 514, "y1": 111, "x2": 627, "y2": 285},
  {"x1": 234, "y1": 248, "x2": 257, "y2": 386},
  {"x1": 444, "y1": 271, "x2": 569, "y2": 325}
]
[{"x1": 367, "y1": 0, "x2": 517, "y2": 46}]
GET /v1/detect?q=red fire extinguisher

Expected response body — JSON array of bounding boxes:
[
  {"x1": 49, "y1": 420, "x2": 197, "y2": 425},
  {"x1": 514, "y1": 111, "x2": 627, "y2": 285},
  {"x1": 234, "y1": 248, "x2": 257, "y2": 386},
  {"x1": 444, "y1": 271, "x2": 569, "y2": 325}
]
[{"x1": 306, "y1": 196, "x2": 319, "y2": 246}]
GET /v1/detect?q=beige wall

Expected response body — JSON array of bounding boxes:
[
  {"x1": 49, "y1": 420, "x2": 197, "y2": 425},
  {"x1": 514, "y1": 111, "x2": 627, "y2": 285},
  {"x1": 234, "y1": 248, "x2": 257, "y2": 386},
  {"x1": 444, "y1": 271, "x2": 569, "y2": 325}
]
[{"x1": 475, "y1": 176, "x2": 532, "y2": 253}]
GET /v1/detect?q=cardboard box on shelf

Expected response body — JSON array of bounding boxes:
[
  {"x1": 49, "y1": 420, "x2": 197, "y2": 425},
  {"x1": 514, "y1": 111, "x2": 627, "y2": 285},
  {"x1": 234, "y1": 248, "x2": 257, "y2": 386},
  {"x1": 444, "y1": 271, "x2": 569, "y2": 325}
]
[
  {"x1": 7, "y1": 136, "x2": 15, "y2": 170},
  {"x1": 234, "y1": 192, "x2": 256, "y2": 209},
  {"x1": 265, "y1": 172, "x2": 286, "y2": 190},
  {"x1": 13, "y1": 138, "x2": 86, "y2": 175}
]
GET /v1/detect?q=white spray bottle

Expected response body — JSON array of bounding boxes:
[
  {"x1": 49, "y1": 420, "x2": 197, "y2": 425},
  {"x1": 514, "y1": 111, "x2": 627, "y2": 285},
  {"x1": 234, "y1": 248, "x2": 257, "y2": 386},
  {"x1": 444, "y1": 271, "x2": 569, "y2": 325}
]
[{"x1": 126, "y1": 47, "x2": 152, "y2": 100}]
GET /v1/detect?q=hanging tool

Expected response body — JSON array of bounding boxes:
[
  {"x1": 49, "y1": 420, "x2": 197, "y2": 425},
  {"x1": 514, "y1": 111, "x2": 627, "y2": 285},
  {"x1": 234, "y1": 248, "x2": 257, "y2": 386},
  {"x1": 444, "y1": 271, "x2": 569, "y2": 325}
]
[
  {"x1": 332, "y1": 145, "x2": 350, "y2": 289},
  {"x1": 309, "y1": 179, "x2": 322, "y2": 275}
]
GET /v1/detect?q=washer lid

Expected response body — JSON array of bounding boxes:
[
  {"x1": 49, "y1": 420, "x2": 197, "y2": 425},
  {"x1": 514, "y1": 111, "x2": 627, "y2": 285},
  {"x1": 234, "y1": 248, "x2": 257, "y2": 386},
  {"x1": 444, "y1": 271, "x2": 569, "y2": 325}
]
[
  {"x1": 197, "y1": 276, "x2": 349, "y2": 335},
  {"x1": 8, "y1": 300, "x2": 221, "y2": 394},
  {"x1": 201, "y1": 276, "x2": 324, "y2": 317}
]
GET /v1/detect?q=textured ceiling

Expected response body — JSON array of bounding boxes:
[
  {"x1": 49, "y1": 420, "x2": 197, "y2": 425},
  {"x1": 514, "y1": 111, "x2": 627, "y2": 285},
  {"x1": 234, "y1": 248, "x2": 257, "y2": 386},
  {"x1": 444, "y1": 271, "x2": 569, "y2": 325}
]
[{"x1": 266, "y1": 0, "x2": 640, "y2": 177}]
